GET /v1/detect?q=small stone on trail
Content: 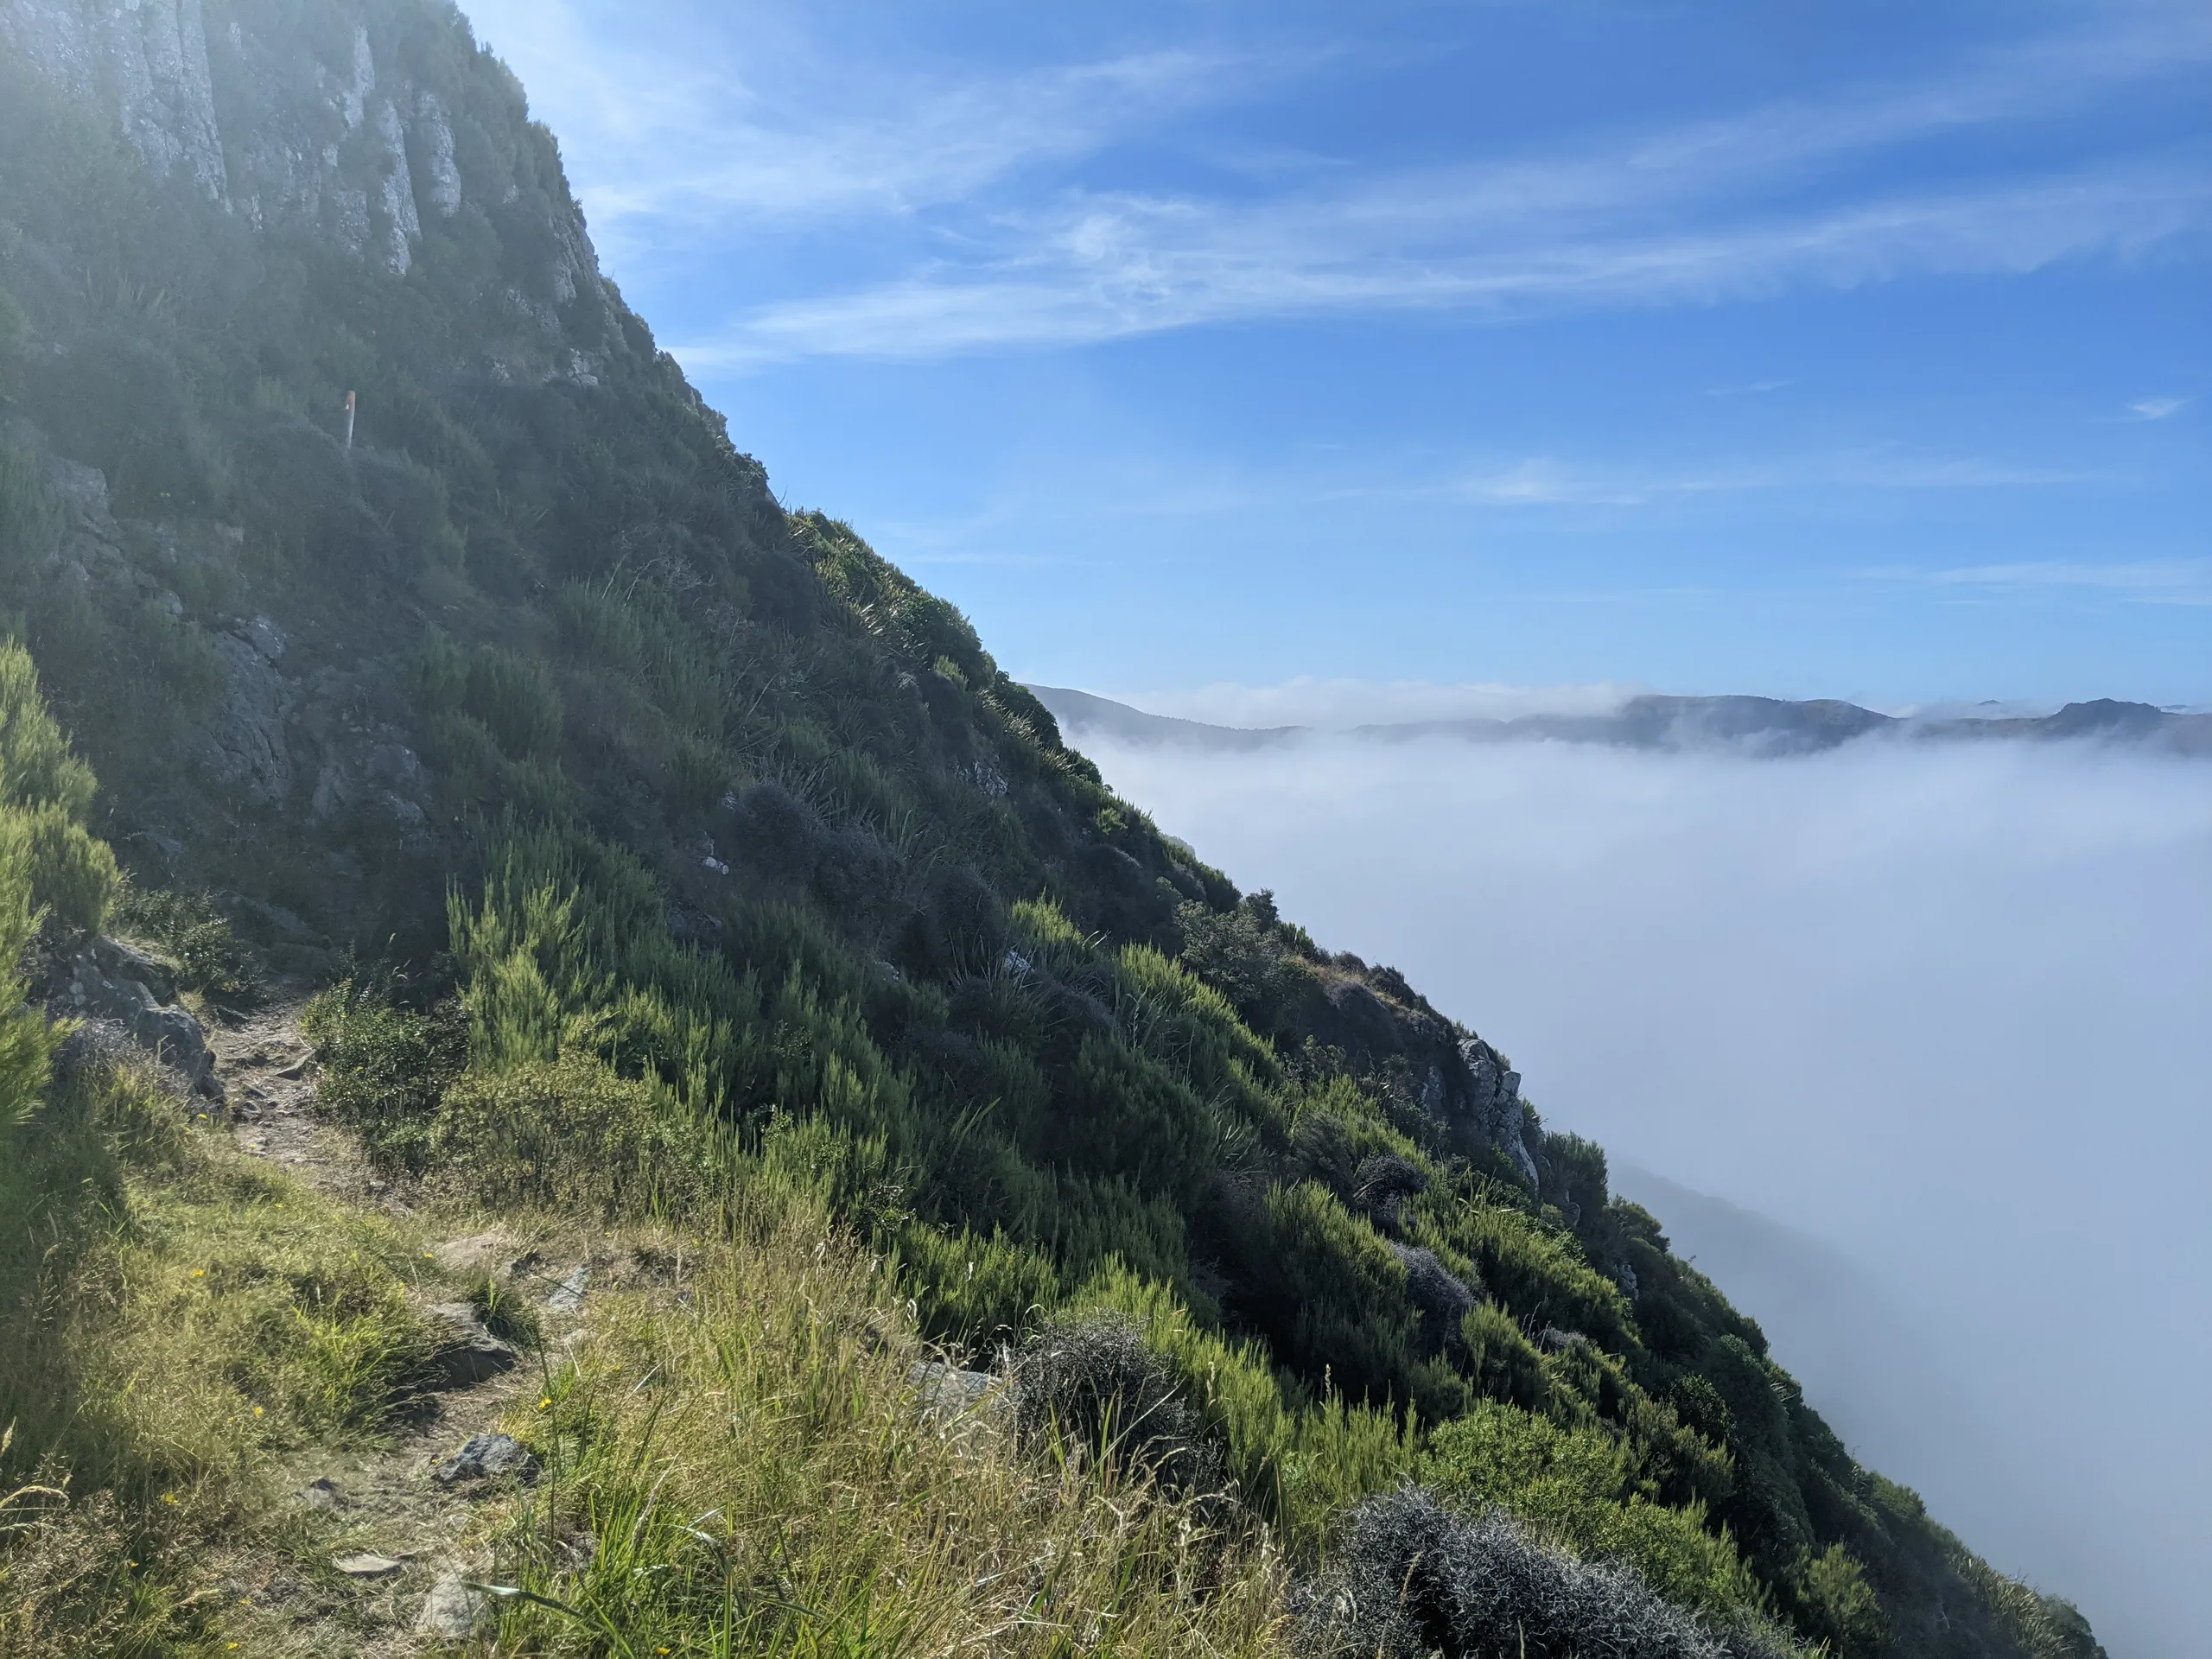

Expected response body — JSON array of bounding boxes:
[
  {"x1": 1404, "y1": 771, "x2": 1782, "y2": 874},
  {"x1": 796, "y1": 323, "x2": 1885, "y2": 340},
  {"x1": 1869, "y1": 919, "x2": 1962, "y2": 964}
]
[
  {"x1": 333, "y1": 1553, "x2": 406, "y2": 1578},
  {"x1": 417, "y1": 1573, "x2": 491, "y2": 1638},
  {"x1": 423, "y1": 1303, "x2": 518, "y2": 1388},
  {"x1": 296, "y1": 1477, "x2": 344, "y2": 1511},
  {"x1": 434, "y1": 1433, "x2": 537, "y2": 1485},
  {"x1": 545, "y1": 1265, "x2": 588, "y2": 1312}
]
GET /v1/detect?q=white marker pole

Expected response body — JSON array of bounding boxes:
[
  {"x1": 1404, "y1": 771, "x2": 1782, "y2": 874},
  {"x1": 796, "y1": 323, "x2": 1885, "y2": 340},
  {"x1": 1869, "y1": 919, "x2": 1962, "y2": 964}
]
[{"x1": 344, "y1": 390, "x2": 356, "y2": 449}]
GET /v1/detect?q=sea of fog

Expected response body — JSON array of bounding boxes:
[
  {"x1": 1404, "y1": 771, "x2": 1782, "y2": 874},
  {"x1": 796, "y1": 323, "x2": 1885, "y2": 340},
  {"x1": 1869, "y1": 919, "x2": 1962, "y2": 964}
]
[{"x1": 1078, "y1": 731, "x2": 2212, "y2": 1659}]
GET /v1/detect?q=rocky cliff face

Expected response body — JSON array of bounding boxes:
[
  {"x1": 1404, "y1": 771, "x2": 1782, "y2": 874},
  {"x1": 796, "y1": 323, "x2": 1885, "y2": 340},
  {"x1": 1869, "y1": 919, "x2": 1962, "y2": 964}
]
[{"x1": 3, "y1": 0, "x2": 602, "y2": 359}]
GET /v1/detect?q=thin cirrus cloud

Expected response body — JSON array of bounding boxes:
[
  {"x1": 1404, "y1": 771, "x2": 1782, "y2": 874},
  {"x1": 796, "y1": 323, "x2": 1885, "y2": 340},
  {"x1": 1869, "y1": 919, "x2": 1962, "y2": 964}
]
[
  {"x1": 1861, "y1": 557, "x2": 2212, "y2": 604},
  {"x1": 645, "y1": 4, "x2": 2209, "y2": 365},
  {"x1": 461, "y1": 0, "x2": 2212, "y2": 366},
  {"x1": 2127, "y1": 396, "x2": 2190, "y2": 419},
  {"x1": 1436, "y1": 449, "x2": 2098, "y2": 508},
  {"x1": 462, "y1": 0, "x2": 1268, "y2": 236}
]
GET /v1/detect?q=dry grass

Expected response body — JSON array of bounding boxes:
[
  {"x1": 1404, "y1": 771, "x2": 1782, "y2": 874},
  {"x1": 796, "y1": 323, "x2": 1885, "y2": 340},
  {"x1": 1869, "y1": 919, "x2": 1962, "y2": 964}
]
[
  {"x1": 0, "y1": 1062, "x2": 466, "y2": 1656},
  {"x1": 3, "y1": 1062, "x2": 1300, "y2": 1658},
  {"x1": 478, "y1": 1191, "x2": 1295, "y2": 1659}
]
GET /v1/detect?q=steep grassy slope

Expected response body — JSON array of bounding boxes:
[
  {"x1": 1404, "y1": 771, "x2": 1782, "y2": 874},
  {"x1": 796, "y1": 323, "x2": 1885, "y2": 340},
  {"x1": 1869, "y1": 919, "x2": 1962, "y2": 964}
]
[{"x1": 0, "y1": 5, "x2": 2102, "y2": 1655}]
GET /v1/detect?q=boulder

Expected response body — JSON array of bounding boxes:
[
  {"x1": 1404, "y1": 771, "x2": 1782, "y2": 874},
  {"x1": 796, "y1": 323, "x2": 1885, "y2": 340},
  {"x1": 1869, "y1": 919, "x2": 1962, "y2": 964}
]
[
  {"x1": 1459, "y1": 1037, "x2": 1539, "y2": 1190},
  {"x1": 57, "y1": 944, "x2": 219, "y2": 1096}
]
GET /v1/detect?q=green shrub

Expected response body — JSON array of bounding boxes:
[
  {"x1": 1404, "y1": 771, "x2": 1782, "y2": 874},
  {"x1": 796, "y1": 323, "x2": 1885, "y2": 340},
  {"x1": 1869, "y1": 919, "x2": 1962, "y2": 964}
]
[
  {"x1": 0, "y1": 448, "x2": 60, "y2": 573},
  {"x1": 429, "y1": 1052, "x2": 734, "y2": 1217},
  {"x1": 466, "y1": 645, "x2": 563, "y2": 758},
  {"x1": 17, "y1": 802, "x2": 115, "y2": 938},
  {"x1": 302, "y1": 981, "x2": 469, "y2": 1172},
  {"x1": 109, "y1": 880, "x2": 254, "y2": 1001},
  {"x1": 410, "y1": 635, "x2": 563, "y2": 759},
  {"x1": 1425, "y1": 1404, "x2": 1769, "y2": 1629},
  {"x1": 0, "y1": 645, "x2": 97, "y2": 820}
]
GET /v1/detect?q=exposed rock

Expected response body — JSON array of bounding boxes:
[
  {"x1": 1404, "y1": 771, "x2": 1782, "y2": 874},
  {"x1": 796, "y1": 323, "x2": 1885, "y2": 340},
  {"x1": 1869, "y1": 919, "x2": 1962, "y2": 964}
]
[
  {"x1": 422, "y1": 1303, "x2": 518, "y2": 1389},
  {"x1": 433, "y1": 1433, "x2": 537, "y2": 1485},
  {"x1": 544, "y1": 1265, "x2": 588, "y2": 1313},
  {"x1": 414, "y1": 89, "x2": 462, "y2": 216},
  {"x1": 47, "y1": 457, "x2": 123, "y2": 556},
  {"x1": 416, "y1": 1573, "x2": 491, "y2": 1639},
  {"x1": 242, "y1": 614, "x2": 286, "y2": 663},
  {"x1": 1459, "y1": 1037, "x2": 1539, "y2": 1190},
  {"x1": 54, "y1": 944, "x2": 218, "y2": 1096},
  {"x1": 909, "y1": 1360, "x2": 1006, "y2": 1424},
  {"x1": 332, "y1": 1552, "x2": 405, "y2": 1579},
  {"x1": 92, "y1": 936, "x2": 178, "y2": 1004},
  {"x1": 202, "y1": 632, "x2": 294, "y2": 805},
  {"x1": 296, "y1": 1477, "x2": 345, "y2": 1511},
  {"x1": 0, "y1": 0, "x2": 228, "y2": 200},
  {"x1": 430, "y1": 1231, "x2": 513, "y2": 1277}
]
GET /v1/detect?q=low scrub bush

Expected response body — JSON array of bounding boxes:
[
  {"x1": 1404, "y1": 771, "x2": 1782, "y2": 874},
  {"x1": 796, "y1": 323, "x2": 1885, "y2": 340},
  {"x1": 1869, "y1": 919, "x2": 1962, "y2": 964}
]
[
  {"x1": 429, "y1": 1051, "x2": 736, "y2": 1217},
  {"x1": 1294, "y1": 1487, "x2": 1799, "y2": 1659},
  {"x1": 1424, "y1": 1403, "x2": 1771, "y2": 1629},
  {"x1": 302, "y1": 979, "x2": 469, "y2": 1171},
  {"x1": 1011, "y1": 1313, "x2": 1224, "y2": 1499}
]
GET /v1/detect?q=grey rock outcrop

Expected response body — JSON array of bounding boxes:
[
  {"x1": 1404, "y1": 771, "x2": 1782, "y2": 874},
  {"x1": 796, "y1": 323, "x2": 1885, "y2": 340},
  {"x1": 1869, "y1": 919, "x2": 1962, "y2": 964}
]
[
  {"x1": 909, "y1": 1360, "x2": 1006, "y2": 1425},
  {"x1": 54, "y1": 940, "x2": 219, "y2": 1096},
  {"x1": 3, "y1": 0, "x2": 608, "y2": 346},
  {"x1": 1459, "y1": 1037, "x2": 1539, "y2": 1189},
  {"x1": 201, "y1": 630, "x2": 295, "y2": 805},
  {"x1": 0, "y1": 0, "x2": 227, "y2": 200},
  {"x1": 416, "y1": 1574, "x2": 491, "y2": 1639}
]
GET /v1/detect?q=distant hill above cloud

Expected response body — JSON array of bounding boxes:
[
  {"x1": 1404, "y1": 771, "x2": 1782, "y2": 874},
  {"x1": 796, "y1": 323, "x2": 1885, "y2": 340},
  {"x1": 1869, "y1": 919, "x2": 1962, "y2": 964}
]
[{"x1": 1029, "y1": 685, "x2": 2212, "y2": 758}]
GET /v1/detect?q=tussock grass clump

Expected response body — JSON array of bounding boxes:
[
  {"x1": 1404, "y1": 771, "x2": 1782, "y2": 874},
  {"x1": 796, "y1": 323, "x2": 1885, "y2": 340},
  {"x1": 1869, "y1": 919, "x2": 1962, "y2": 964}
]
[{"x1": 485, "y1": 1194, "x2": 1292, "y2": 1658}]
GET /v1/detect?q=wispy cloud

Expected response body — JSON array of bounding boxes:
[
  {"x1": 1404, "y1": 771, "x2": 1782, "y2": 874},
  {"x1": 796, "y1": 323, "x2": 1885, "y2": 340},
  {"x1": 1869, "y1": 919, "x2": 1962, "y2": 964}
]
[
  {"x1": 468, "y1": 0, "x2": 2212, "y2": 364},
  {"x1": 2127, "y1": 395, "x2": 2190, "y2": 420},
  {"x1": 463, "y1": 0, "x2": 1267, "y2": 242},
  {"x1": 683, "y1": 152, "x2": 2211, "y2": 365},
  {"x1": 1436, "y1": 448, "x2": 2098, "y2": 507},
  {"x1": 1863, "y1": 557, "x2": 2212, "y2": 604}
]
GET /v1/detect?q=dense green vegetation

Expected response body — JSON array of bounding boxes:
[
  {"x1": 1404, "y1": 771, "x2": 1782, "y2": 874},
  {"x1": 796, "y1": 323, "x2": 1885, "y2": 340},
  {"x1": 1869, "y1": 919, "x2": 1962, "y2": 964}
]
[{"x1": 0, "y1": 6, "x2": 2103, "y2": 1655}]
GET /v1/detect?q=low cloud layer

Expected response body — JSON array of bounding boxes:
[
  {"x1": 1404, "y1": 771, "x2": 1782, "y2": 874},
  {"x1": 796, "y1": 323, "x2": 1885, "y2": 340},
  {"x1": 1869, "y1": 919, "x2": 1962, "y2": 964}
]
[
  {"x1": 1084, "y1": 733, "x2": 2212, "y2": 1658},
  {"x1": 1121, "y1": 677, "x2": 1643, "y2": 728}
]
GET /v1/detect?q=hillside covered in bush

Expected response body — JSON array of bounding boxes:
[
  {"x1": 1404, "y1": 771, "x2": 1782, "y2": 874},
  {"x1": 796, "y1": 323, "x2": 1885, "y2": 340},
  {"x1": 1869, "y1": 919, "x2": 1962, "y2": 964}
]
[{"x1": 0, "y1": 3, "x2": 2103, "y2": 1655}]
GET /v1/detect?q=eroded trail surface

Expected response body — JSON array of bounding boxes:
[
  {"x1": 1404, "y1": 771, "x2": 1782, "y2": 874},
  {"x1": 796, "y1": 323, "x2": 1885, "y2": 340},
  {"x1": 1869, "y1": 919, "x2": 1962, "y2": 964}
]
[{"x1": 203, "y1": 1001, "x2": 592, "y2": 1655}]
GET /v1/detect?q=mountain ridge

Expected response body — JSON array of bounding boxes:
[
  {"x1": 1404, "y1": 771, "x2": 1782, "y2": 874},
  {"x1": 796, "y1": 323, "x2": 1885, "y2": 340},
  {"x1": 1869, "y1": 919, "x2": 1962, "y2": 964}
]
[{"x1": 1027, "y1": 685, "x2": 2212, "y2": 758}]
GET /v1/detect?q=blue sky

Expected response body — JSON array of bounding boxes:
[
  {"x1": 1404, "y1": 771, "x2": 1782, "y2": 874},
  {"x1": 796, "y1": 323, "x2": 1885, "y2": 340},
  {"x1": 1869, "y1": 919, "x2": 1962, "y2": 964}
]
[{"x1": 464, "y1": 0, "x2": 2210, "y2": 709}]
